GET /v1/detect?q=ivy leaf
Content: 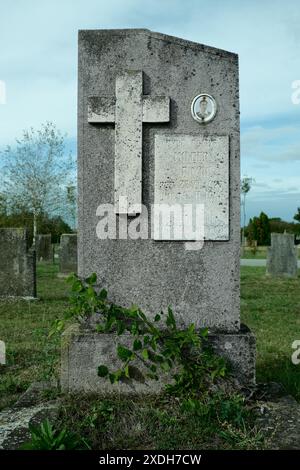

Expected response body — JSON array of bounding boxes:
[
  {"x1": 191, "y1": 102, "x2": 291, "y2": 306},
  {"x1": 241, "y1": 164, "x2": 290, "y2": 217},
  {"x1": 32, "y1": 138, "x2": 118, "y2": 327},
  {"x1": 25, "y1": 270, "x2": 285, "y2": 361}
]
[
  {"x1": 105, "y1": 316, "x2": 116, "y2": 332},
  {"x1": 72, "y1": 280, "x2": 83, "y2": 292},
  {"x1": 116, "y1": 320, "x2": 125, "y2": 335},
  {"x1": 96, "y1": 324, "x2": 105, "y2": 333},
  {"x1": 150, "y1": 337, "x2": 157, "y2": 351},
  {"x1": 142, "y1": 349, "x2": 149, "y2": 360},
  {"x1": 87, "y1": 286, "x2": 95, "y2": 298},
  {"x1": 86, "y1": 273, "x2": 97, "y2": 285},
  {"x1": 161, "y1": 361, "x2": 170, "y2": 372},
  {"x1": 109, "y1": 373, "x2": 117, "y2": 384},
  {"x1": 143, "y1": 335, "x2": 150, "y2": 345},
  {"x1": 117, "y1": 345, "x2": 133, "y2": 362},
  {"x1": 128, "y1": 305, "x2": 139, "y2": 318},
  {"x1": 133, "y1": 339, "x2": 142, "y2": 351},
  {"x1": 98, "y1": 365, "x2": 109, "y2": 377},
  {"x1": 155, "y1": 354, "x2": 164, "y2": 364},
  {"x1": 130, "y1": 322, "x2": 139, "y2": 335},
  {"x1": 98, "y1": 288, "x2": 107, "y2": 300}
]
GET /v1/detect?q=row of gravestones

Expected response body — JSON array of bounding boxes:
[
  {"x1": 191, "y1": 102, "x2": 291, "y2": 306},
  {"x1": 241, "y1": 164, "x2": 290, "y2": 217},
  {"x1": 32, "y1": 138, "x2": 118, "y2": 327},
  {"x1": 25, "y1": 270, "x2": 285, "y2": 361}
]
[
  {"x1": 36, "y1": 233, "x2": 77, "y2": 274},
  {"x1": 0, "y1": 228, "x2": 77, "y2": 298}
]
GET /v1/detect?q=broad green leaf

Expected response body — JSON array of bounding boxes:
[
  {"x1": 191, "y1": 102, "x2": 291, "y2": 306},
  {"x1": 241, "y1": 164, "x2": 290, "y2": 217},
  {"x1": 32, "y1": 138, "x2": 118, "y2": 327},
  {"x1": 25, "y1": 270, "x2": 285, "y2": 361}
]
[
  {"x1": 117, "y1": 345, "x2": 133, "y2": 362},
  {"x1": 109, "y1": 373, "x2": 117, "y2": 384},
  {"x1": 116, "y1": 320, "x2": 125, "y2": 335},
  {"x1": 86, "y1": 273, "x2": 97, "y2": 285},
  {"x1": 97, "y1": 365, "x2": 109, "y2": 377},
  {"x1": 98, "y1": 288, "x2": 107, "y2": 300},
  {"x1": 142, "y1": 349, "x2": 149, "y2": 360},
  {"x1": 143, "y1": 335, "x2": 150, "y2": 345},
  {"x1": 133, "y1": 339, "x2": 142, "y2": 351}
]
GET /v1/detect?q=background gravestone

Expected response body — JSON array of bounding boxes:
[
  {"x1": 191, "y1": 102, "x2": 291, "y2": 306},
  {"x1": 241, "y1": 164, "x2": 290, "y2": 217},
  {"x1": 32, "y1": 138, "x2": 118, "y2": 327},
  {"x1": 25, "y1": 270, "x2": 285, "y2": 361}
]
[
  {"x1": 61, "y1": 29, "x2": 255, "y2": 394},
  {"x1": 36, "y1": 234, "x2": 53, "y2": 262},
  {"x1": 59, "y1": 234, "x2": 77, "y2": 273},
  {"x1": 267, "y1": 233, "x2": 298, "y2": 278},
  {"x1": 0, "y1": 228, "x2": 36, "y2": 298}
]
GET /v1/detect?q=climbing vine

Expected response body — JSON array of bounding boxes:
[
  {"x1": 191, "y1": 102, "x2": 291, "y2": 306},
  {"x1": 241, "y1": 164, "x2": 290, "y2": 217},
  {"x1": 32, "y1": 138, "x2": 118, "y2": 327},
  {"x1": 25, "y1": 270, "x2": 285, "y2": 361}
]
[{"x1": 51, "y1": 273, "x2": 228, "y2": 397}]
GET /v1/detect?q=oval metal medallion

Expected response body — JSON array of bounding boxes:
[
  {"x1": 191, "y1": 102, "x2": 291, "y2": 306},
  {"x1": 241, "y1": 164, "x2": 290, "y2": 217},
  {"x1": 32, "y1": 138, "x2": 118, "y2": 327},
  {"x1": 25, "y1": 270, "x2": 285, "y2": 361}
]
[{"x1": 191, "y1": 94, "x2": 217, "y2": 124}]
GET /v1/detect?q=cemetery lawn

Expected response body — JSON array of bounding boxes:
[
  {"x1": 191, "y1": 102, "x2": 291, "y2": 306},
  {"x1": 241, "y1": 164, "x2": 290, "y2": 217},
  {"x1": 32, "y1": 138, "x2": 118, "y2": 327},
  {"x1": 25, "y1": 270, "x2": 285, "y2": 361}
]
[
  {"x1": 0, "y1": 263, "x2": 299, "y2": 449},
  {"x1": 241, "y1": 266, "x2": 300, "y2": 401},
  {"x1": 0, "y1": 262, "x2": 68, "y2": 410},
  {"x1": 241, "y1": 246, "x2": 300, "y2": 259},
  {"x1": 241, "y1": 246, "x2": 268, "y2": 259}
]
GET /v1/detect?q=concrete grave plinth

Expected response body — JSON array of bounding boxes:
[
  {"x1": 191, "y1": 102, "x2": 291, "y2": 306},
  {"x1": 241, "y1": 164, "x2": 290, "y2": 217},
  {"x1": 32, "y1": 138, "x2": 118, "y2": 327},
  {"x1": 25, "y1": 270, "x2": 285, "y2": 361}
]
[
  {"x1": 59, "y1": 234, "x2": 78, "y2": 274},
  {"x1": 63, "y1": 28, "x2": 256, "y2": 394},
  {"x1": 267, "y1": 233, "x2": 298, "y2": 278},
  {"x1": 61, "y1": 324, "x2": 255, "y2": 394},
  {"x1": 0, "y1": 228, "x2": 36, "y2": 298}
]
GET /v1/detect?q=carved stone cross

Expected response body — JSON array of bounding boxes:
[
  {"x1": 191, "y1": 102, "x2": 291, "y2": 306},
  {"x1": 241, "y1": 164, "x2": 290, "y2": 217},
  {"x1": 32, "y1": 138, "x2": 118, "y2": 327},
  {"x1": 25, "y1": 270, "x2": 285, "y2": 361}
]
[{"x1": 88, "y1": 71, "x2": 170, "y2": 215}]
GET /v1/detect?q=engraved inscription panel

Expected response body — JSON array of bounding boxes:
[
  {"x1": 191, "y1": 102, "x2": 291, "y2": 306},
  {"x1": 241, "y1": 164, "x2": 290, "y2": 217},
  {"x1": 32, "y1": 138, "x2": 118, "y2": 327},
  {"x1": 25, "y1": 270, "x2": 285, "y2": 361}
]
[{"x1": 154, "y1": 134, "x2": 229, "y2": 241}]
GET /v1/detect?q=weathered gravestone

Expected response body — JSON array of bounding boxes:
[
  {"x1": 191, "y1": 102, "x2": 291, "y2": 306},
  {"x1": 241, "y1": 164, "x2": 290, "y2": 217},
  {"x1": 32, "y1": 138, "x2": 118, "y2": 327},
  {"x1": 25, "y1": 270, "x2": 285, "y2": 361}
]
[
  {"x1": 61, "y1": 29, "x2": 255, "y2": 394},
  {"x1": 267, "y1": 233, "x2": 298, "y2": 278},
  {"x1": 36, "y1": 234, "x2": 53, "y2": 262},
  {"x1": 0, "y1": 228, "x2": 36, "y2": 298},
  {"x1": 59, "y1": 234, "x2": 77, "y2": 273}
]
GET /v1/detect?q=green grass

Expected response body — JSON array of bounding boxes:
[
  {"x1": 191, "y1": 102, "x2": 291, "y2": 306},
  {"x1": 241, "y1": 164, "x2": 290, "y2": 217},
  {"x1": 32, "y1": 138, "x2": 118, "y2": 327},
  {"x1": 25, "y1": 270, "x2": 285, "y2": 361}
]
[
  {"x1": 56, "y1": 394, "x2": 263, "y2": 450},
  {"x1": 241, "y1": 266, "x2": 300, "y2": 400},
  {"x1": 1, "y1": 262, "x2": 300, "y2": 449},
  {"x1": 241, "y1": 245, "x2": 300, "y2": 259},
  {"x1": 0, "y1": 262, "x2": 68, "y2": 410},
  {"x1": 241, "y1": 246, "x2": 268, "y2": 259}
]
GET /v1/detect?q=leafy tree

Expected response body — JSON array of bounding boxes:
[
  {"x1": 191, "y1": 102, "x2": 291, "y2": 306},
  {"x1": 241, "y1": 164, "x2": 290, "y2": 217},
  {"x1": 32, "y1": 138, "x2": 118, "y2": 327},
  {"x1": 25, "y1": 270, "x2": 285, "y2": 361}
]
[
  {"x1": 246, "y1": 212, "x2": 270, "y2": 246},
  {"x1": 1, "y1": 122, "x2": 75, "y2": 246},
  {"x1": 257, "y1": 212, "x2": 270, "y2": 245},
  {"x1": 294, "y1": 208, "x2": 300, "y2": 223},
  {"x1": 269, "y1": 217, "x2": 300, "y2": 237}
]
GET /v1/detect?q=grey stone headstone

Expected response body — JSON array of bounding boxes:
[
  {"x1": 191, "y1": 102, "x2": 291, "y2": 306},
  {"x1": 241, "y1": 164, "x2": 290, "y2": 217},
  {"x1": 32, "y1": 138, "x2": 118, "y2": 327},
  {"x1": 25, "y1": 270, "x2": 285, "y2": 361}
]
[
  {"x1": 77, "y1": 28, "x2": 240, "y2": 331},
  {"x1": 267, "y1": 233, "x2": 298, "y2": 278},
  {"x1": 36, "y1": 234, "x2": 53, "y2": 262},
  {"x1": 62, "y1": 29, "x2": 255, "y2": 394},
  {"x1": 59, "y1": 234, "x2": 77, "y2": 273},
  {"x1": 0, "y1": 228, "x2": 36, "y2": 298}
]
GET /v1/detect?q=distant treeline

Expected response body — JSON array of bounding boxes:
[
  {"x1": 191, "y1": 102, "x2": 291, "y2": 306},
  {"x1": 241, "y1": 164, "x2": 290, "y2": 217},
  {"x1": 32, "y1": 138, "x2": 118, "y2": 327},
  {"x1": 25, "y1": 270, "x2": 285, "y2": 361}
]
[
  {"x1": 0, "y1": 210, "x2": 73, "y2": 245},
  {"x1": 244, "y1": 211, "x2": 300, "y2": 246}
]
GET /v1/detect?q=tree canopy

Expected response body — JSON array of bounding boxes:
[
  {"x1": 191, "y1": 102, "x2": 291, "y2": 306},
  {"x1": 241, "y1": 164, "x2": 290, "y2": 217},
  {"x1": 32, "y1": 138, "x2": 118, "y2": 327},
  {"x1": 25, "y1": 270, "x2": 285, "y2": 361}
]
[{"x1": 1, "y1": 122, "x2": 76, "y2": 239}]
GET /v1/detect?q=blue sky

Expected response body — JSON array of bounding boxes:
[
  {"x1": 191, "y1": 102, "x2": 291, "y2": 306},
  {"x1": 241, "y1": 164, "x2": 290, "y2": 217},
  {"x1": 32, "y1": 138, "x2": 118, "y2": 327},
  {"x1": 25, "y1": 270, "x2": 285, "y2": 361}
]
[{"x1": 0, "y1": 0, "x2": 299, "y2": 223}]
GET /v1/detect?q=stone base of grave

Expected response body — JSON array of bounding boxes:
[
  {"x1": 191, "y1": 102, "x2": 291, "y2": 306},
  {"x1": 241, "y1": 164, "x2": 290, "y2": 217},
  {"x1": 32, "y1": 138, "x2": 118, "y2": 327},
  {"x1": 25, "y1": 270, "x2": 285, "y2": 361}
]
[{"x1": 61, "y1": 323, "x2": 256, "y2": 395}]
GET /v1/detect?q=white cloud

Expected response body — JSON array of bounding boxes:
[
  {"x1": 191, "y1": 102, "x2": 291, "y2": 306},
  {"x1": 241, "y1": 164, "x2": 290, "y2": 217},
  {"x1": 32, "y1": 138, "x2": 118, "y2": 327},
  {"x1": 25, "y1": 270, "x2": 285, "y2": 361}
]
[{"x1": 242, "y1": 124, "x2": 300, "y2": 161}]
